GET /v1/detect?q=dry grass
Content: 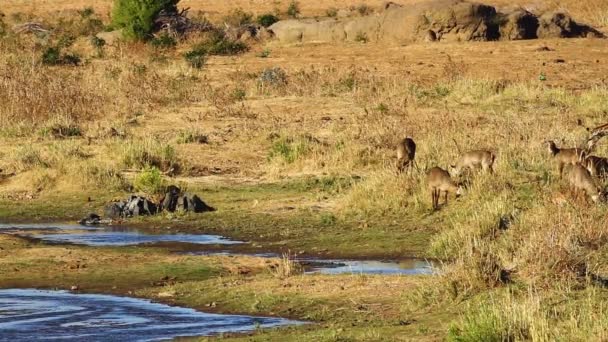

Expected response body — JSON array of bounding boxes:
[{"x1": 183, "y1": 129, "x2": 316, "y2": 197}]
[{"x1": 1, "y1": 2, "x2": 608, "y2": 340}]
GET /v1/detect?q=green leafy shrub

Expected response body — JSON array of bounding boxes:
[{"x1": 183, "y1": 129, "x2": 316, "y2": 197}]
[
  {"x1": 268, "y1": 136, "x2": 310, "y2": 163},
  {"x1": 133, "y1": 166, "x2": 165, "y2": 194},
  {"x1": 111, "y1": 0, "x2": 179, "y2": 40},
  {"x1": 257, "y1": 14, "x2": 279, "y2": 27},
  {"x1": 198, "y1": 31, "x2": 248, "y2": 55},
  {"x1": 184, "y1": 48, "x2": 206, "y2": 68},
  {"x1": 41, "y1": 46, "x2": 81, "y2": 66}
]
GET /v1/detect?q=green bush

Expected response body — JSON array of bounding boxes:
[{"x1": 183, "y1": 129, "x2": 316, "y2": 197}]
[
  {"x1": 198, "y1": 31, "x2": 248, "y2": 55},
  {"x1": 133, "y1": 166, "x2": 165, "y2": 194},
  {"x1": 41, "y1": 47, "x2": 81, "y2": 66},
  {"x1": 257, "y1": 14, "x2": 279, "y2": 27},
  {"x1": 268, "y1": 136, "x2": 310, "y2": 163},
  {"x1": 184, "y1": 48, "x2": 206, "y2": 68},
  {"x1": 111, "y1": 0, "x2": 179, "y2": 40}
]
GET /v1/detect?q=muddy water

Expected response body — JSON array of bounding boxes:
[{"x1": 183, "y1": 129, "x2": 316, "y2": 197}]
[
  {"x1": 0, "y1": 289, "x2": 301, "y2": 341},
  {"x1": 0, "y1": 223, "x2": 435, "y2": 275}
]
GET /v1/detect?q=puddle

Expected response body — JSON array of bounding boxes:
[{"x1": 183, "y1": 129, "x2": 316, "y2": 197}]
[
  {"x1": 0, "y1": 289, "x2": 301, "y2": 341},
  {"x1": 0, "y1": 223, "x2": 435, "y2": 275},
  {"x1": 185, "y1": 251, "x2": 435, "y2": 276},
  {"x1": 299, "y1": 258, "x2": 434, "y2": 275},
  {"x1": 0, "y1": 224, "x2": 243, "y2": 246}
]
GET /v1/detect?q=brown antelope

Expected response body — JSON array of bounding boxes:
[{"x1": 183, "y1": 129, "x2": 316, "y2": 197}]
[
  {"x1": 546, "y1": 140, "x2": 586, "y2": 179},
  {"x1": 396, "y1": 137, "x2": 416, "y2": 173},
  {"x1": 568, "y1": 163, "x2": 602, "y2": 203},
  {"x1": 450, "y1": 150, "x2": 496, "y2": 177},
  {"x1": 585, "y1": 155, "x2": 608, "y2": 179},
  {"x1": 427, "y1": 167, "x2": 463, "y2": 209}
]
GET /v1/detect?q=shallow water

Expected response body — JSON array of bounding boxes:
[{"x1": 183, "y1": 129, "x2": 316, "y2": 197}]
[
  {"x1": 0, "y1": 223, "x2": 435, "y2": 275},
  {"x1": 0, "y1": 289, "x2": 301, "y2": 342},
  {"x1": 0, "y1": 223, "x2": 243, "y2": 246},
  {"x1": 300, "y1": 258, "x2": 434, "y2": 275},
  {"x1": 185, "y1": 251, "x2": 435, "y2": 275}
]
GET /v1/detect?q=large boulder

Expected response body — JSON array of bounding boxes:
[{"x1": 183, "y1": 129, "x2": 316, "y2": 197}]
[
  {"x1": 268, "y1": 0, "x2": 603, "y2": 45},
  {"x1": 104, "y1": 195, "x2": 157, "y2": 218},
  {"x1": 498, "y1": 8, "x2": 538, "y2": 40},
  {"x1": 177, "y1": 193, "x2": 216, "y2": 213},
  {"x1": 537, "y1": 12, "x2": 603, "y2": 39},
  {"x1": 160, "y1": 185, "x2": 181, "y2": 212}
]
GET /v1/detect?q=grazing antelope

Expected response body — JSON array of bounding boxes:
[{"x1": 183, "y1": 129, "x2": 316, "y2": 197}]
[
  {"x1": 546, "y1": 140, "x2": 586, "y2": 179},
  {"x1": 568, "y1": 163, "x2": 602, "y2": 203},
  {"x1": 396, "y1": 137, "x2": 416, "y2": 173},
  {"x1": 427, "y1": 167, "x2": 463, "y2": 209},
  {"x1": 450, "y1": 150, "x2": 496, "y2": 176},
  {"x1": 585, "y1": 155, "x2": 608, "y2": 179}
]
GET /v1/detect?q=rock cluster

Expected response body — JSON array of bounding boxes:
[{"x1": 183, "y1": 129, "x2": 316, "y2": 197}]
[{"x1": 269, "y1": 0, "x2": 603, "y2": 45}]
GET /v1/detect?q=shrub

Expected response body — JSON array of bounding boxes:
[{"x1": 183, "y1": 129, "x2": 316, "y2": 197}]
[
  {"x1": 111, "y1": 0, "x2": 179, "y2": 40},
  {"x1": 258, "y1": 67, "x2": 288, "y2": 86},
  {"x1": 326, "y1": 8, "x2": 338, "y2": 17},
  {"x1": 90, "y1": 36, "x2": 106, "y2": 57},
  {"x1": 77, "y1": 7, "x2": 95, "y2": 18},
  {"x1": 121, "y1": 139, "x2": 178, "y2": 172},
  {"x1": 287, "y1": 1, "x2": 300, "y2": 18},
  {"x1": 176, "y1": 129, "x2": 208, "y2": 144},
  {"x1": 151, "y1": 33, "x2": 177, "y2": 49},
  {"x1": 133, "y1": 166, "x2": 165, "y2": 194},
  {"x1": 41, "y1": 47, "x2": 81, "y2": 66},
  {"x1": 223, "y1": 8, "x2": 253, "y2": 27},
  {"x1": 197, "y1": 31, "x2": 248, "y2": 55},
  {"x1": 81, "y1": 163, "x2": 131, "y2": 191},
  {"x1": 183, "y1": 48, "x2": 206, "y2": 68},
  {"x1": 357, "y1": 4, "x2": 372, "y2": 16},
  {"x1": 268, "y1": 136, "x2": 310, "y2": 163},
  {"x1": 257, "y1": 14, "x2": 279, "y2": 27}
]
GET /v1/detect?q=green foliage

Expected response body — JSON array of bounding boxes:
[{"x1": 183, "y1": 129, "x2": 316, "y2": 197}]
[
  {"x1": 269, "y1": 136, "x2": 310, "y2": 163},
  {"x1": 133, "y1": 166, "x2": 165, "y2": 194},
  {"x1": 111, "y1": 0, "x2": 179, "y2": 40},
  {"x1": 41, "y1": 47, "x2": 81, "y2": 66},
  {"x1": 183, "y1": 48, "x2": 206, "y2": 68},
  {"x1": 185, "y1": 31, "x2": 247, "y2": 65},
  {"x1": 198, "y1": 31, "x2": 248, "y2": 55},
  {"x1": 287, "y1": 1, "x2": 301, "y2": 18},
  {"x1": 257, "y1": 14, "x2": 279, "y2": 27}
]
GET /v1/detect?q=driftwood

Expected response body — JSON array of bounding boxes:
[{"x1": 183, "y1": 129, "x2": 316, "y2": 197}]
[
  {"x1": 13, "y1": 22, "x2": 49, "y2": 34},
  {"x1": 585, "y1": 123, "x2": 608, "y2": 153},
  {"x1": 154, "y1": 7, "x2": 213, "y2": 36}
]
